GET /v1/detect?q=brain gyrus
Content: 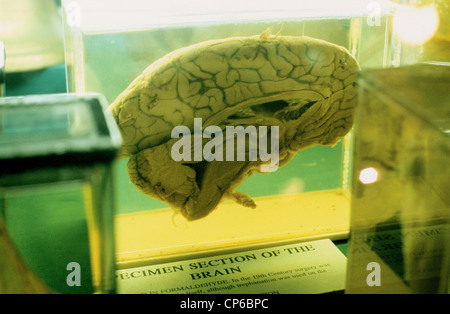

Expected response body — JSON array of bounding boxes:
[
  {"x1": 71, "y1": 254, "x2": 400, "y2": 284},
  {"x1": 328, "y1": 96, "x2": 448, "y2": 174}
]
[{"x1": 109, "y1": 34, "x2": 359, "y2": 220}]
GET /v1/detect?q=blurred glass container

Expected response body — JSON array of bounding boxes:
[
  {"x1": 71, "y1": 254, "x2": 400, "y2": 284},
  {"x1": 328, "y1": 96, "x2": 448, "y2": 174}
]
[
  {"x1": 0, "y1": 93, "x2": 122, "y2": 293},
  {"x1": 0, "y1": 0, "x2": 65, "y2": 72},
  {"x1": 346, "y1": 64, "x2": 450, "y2": 294}
]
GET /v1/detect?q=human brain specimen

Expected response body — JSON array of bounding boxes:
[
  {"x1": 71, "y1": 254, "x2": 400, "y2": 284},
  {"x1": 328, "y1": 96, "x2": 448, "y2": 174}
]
[{"x1": 109, "y1": 34, "x2": 359, "y2": 220}]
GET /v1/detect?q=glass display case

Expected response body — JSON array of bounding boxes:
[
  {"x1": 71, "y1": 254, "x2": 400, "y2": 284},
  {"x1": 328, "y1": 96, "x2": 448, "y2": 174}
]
[
  {"x1": 346, "y1": 63, "x2": 450, "y2": 294},
  {"x1": 0, "y1": 93, "x2": 121, "y2": 293},
  {"x1": 61, "y1": 0, "x2": 399, "y2": 291}
]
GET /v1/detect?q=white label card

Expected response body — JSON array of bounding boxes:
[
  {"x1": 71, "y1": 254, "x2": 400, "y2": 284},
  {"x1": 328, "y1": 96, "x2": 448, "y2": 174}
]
[{"x1": 117, "y1": 239, "x2": 346, "y2": 294}]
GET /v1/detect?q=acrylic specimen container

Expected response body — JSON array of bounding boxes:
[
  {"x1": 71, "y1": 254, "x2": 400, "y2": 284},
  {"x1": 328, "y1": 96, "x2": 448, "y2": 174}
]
[
  {"x1": 346, "y1": 64, "x2": 450, "y2": 294},
  {"x1": 0, "y1": 93, "x2": 122, "y2": 293},
  {"x1": 61, "y1": 0, "x2": 398, "y2": 270}
]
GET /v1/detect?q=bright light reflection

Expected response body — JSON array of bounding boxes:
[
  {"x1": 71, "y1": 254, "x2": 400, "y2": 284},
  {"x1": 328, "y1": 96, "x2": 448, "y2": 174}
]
[
  {"x1": 393, "y1": 5, "x2": 440, "y2": 45},
  {"x1": 359, "y1": 167, "x2": 379, "y2": 184}
]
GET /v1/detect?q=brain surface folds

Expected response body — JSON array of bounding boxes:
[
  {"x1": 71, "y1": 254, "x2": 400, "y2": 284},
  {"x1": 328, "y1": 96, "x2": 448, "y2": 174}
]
[{"x1": 109, "y1": 35, "x2": 359, "y2": 220}]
